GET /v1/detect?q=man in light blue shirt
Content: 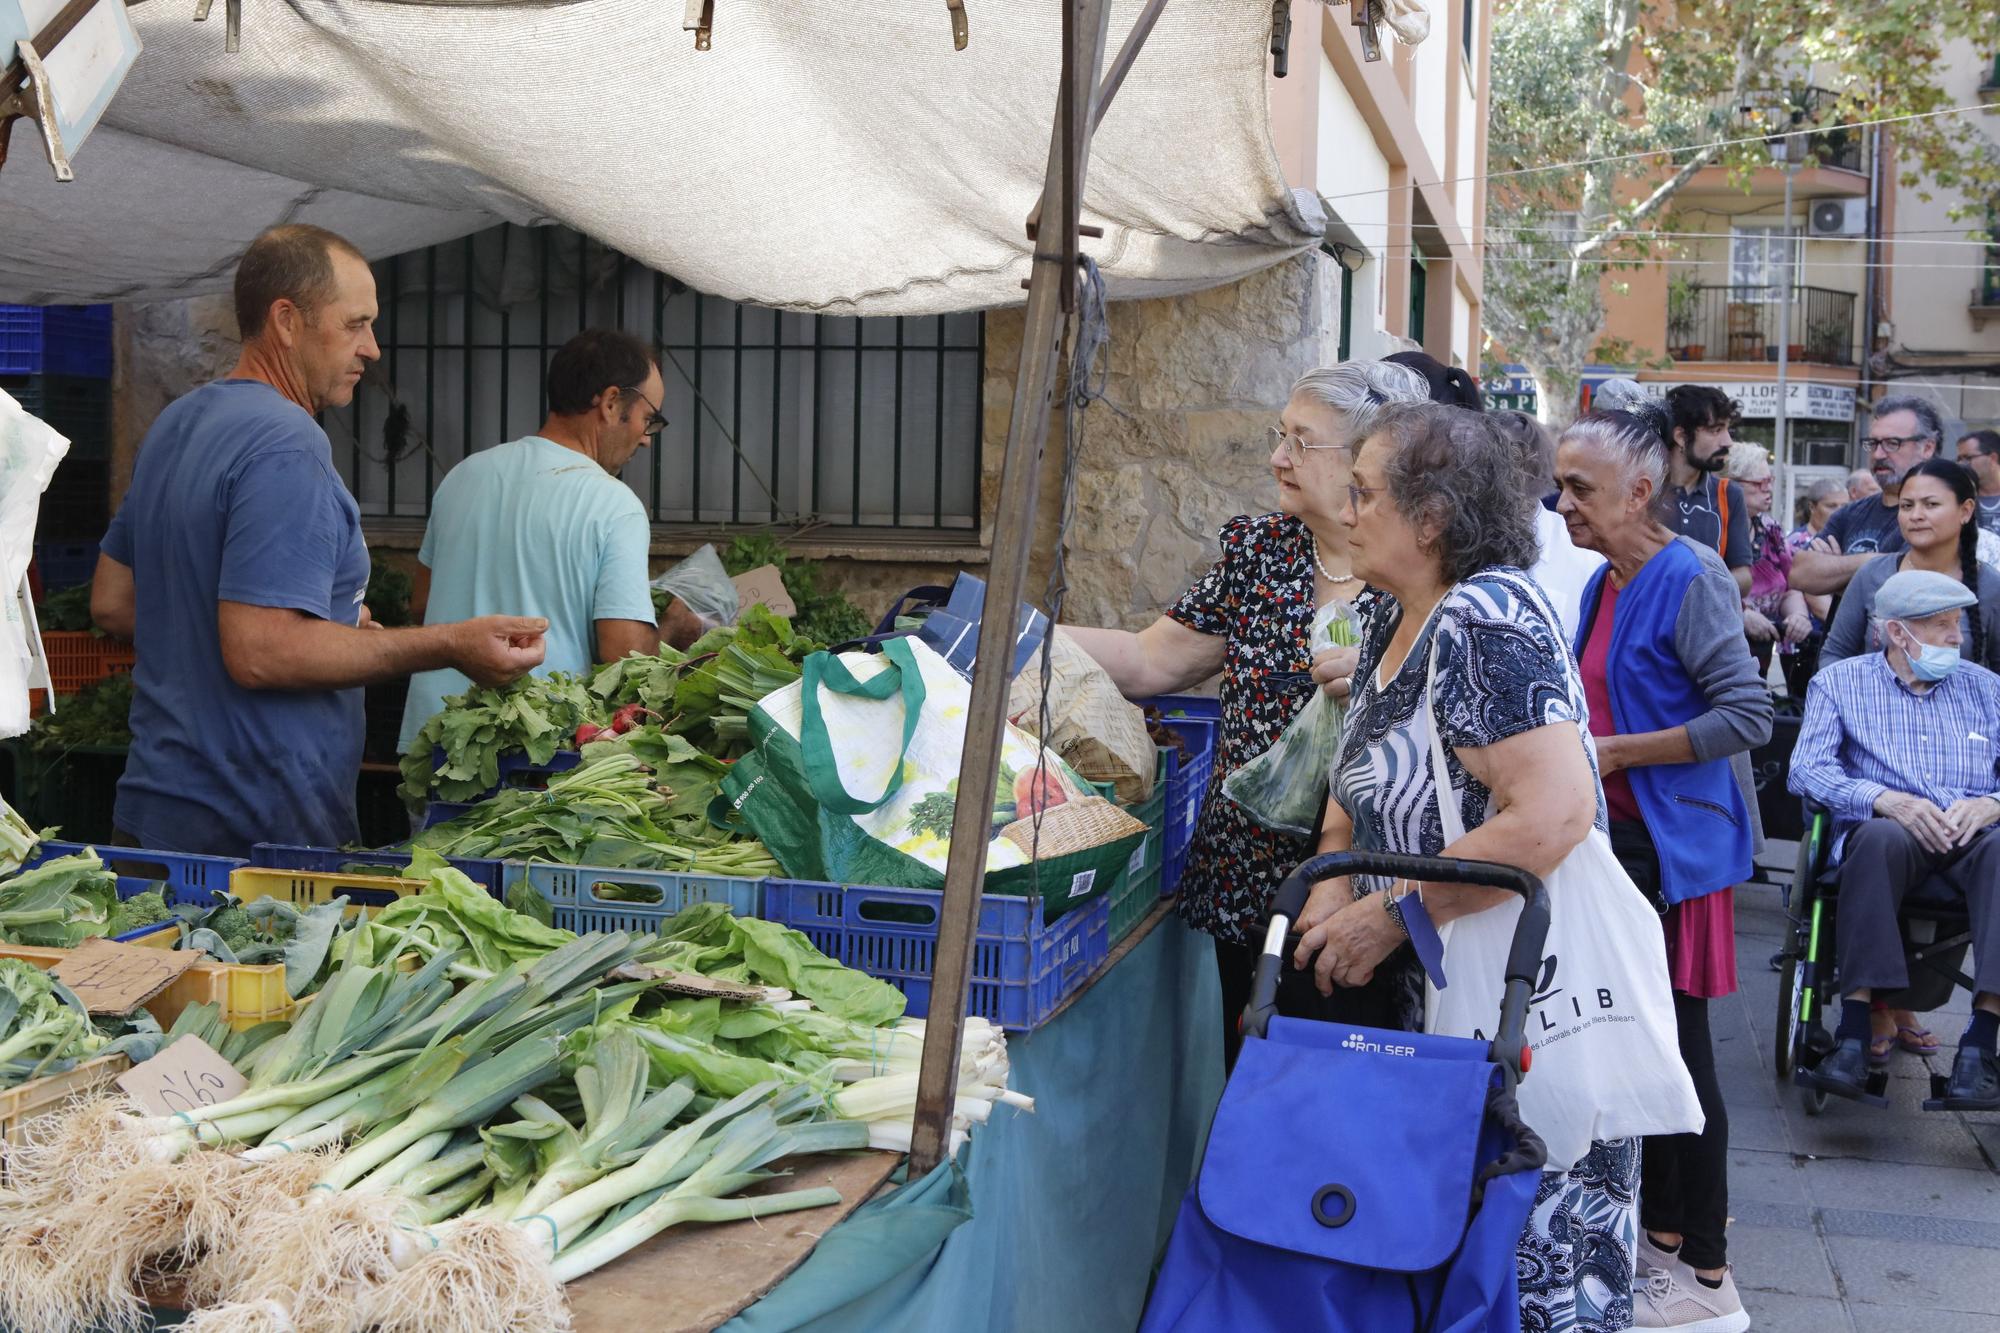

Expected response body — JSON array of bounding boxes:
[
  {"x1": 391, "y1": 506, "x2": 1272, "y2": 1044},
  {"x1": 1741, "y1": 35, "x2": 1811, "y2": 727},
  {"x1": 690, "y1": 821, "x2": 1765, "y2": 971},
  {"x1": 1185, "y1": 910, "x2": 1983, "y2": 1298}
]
[
  {"x1": 400, "y1": 329, "x2": 689, "y2": 748},
  {"x1": 1790, "y1": 569, "x2": 2000, "y2": 1110}
]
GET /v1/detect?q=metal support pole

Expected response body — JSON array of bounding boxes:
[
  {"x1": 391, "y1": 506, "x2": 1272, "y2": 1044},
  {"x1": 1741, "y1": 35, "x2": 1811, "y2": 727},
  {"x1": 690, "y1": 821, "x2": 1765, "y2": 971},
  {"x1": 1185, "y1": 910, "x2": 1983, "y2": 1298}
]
[
  {"x1": 1774, "y1": 143, "x2": 1796, "y2": 469},
  {"x1": 907, "y1": 0, "x2": 1114, "y2": 1178}
]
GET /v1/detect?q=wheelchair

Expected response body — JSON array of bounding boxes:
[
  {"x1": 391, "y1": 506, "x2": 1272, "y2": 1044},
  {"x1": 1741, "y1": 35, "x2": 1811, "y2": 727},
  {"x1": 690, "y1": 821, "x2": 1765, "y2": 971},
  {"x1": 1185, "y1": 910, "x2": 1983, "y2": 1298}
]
[{"x1": 1774, "y1": 804, "x2": 1976, "y2": 1115}]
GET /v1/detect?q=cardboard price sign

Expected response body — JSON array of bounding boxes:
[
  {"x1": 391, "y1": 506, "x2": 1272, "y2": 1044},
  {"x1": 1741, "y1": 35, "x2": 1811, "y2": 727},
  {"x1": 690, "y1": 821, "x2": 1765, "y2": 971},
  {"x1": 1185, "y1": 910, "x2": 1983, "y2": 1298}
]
[
  {"x1": 50, "y1": 937, "x2": 201, "y2": 1015},
  {"x1": 115, "y1": 1036, "x2": 248, "y2": 1117},
  {"x1": 732, "y1": 566, "x2": 797, "y2": 618}
]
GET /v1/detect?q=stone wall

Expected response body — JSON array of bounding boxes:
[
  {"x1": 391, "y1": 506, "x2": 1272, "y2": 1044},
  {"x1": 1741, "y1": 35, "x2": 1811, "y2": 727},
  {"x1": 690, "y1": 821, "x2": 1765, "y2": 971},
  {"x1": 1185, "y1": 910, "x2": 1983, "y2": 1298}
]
[
  {"x1": 110, "y1": 296, "x2": 240, "y2": 507},
  {"x1": 931, "y1": 248, "x2": 1335, "y2": 630},
  {"x1": 106, "y1": 250, "x2": 1337, "y2": 630}
]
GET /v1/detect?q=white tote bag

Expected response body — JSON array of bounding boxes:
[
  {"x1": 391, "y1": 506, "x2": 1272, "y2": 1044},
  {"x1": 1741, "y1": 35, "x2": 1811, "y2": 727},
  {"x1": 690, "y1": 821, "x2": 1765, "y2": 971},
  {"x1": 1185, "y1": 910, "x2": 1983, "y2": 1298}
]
[{"x1": 1417, "y1": 577, "x2": 1702, "y2": 1172}]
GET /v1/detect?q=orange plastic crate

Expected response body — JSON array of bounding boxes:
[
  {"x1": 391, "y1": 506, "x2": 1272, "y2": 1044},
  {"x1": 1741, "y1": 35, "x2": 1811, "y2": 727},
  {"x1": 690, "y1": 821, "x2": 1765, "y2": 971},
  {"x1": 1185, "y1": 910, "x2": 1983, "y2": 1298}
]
[{"x1": 40, "y1": 631, "x2": 135, "y2": 694}]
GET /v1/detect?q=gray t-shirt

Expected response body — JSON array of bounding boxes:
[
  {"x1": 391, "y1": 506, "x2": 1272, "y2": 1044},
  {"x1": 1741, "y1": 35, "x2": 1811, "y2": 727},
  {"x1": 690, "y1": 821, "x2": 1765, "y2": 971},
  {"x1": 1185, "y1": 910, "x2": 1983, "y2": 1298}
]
[{"x1": 1976, "y1": 494, "x2": 2000, "y2": 541}]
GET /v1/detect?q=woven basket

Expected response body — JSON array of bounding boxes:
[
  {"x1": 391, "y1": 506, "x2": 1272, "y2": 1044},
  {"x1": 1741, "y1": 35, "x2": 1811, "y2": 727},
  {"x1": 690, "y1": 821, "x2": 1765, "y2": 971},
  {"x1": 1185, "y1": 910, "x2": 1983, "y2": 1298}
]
[{"x1": 998, "y1": 795, "x2": 1147, "y2": 859}]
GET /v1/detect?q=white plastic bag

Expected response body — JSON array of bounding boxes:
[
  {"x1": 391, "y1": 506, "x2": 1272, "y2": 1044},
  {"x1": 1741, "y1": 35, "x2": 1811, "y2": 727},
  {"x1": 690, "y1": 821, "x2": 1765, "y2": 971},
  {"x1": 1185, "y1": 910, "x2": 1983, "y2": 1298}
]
[
  {"x1": 1221, "y1": 602, "x2": 1358, "y2": 835},
  {"x1": 0, "y1": 391, "x2": 71, "y2": 739},
  {"x1": 1417, "y1": 574, "x2": 1701, "y2": 1172}
]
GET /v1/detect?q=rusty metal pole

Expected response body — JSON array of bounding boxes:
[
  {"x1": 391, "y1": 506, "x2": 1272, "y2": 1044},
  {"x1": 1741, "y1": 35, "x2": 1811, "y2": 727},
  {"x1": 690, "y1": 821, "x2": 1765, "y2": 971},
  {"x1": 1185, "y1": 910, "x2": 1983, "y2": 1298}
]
[{"x1": 907, "y1": 0, "x2": 1112, "y2": 1177}]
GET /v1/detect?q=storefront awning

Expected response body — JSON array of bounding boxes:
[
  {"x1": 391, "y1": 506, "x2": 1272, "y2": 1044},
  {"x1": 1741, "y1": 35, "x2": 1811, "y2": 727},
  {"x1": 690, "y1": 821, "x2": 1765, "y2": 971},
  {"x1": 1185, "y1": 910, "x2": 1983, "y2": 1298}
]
[{"x1": 0, "y1": 1, "x2": 1322, "y2": 315}]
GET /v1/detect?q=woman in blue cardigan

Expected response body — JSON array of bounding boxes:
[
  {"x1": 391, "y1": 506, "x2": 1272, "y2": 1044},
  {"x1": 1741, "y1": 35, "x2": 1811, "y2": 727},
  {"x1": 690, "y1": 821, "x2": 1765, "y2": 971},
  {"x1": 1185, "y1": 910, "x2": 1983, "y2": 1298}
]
[{"x1": 1555, "y1": 395, "x2": 1773, "y2": 1333}]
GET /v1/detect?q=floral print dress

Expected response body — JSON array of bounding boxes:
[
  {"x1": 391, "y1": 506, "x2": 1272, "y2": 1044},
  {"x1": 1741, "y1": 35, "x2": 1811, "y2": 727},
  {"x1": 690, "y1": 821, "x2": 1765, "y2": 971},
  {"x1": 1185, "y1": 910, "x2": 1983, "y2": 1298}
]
[
  {"x1": 1167, "y1": 512, "x2": 1339, "y2": 945},
  {"x1": 1331, "y1": 570, "x2": 1638, "y2": 1333}
]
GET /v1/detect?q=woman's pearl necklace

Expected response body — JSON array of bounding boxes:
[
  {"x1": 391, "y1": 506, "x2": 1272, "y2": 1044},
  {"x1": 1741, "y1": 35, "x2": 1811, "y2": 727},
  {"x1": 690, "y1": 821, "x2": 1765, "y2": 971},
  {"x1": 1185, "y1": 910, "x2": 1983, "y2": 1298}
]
[{"x1": 1313, "y1": 537, "x2": 1356, "y2": 585}]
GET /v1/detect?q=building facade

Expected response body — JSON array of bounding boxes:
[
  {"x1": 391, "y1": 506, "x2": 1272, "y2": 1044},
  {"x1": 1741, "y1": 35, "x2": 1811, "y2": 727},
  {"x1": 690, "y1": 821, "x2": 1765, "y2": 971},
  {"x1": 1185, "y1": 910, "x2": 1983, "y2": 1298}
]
[{"x1": 1876, "y1": 41, "x2": 2000, "y2": 437}]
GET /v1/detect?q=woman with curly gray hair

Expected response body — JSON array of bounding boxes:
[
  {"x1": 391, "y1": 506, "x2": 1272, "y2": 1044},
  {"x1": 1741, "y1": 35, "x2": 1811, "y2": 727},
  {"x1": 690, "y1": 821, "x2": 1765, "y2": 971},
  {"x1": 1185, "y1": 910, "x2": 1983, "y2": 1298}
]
[{"x1": 1292, "y1": 402, "x2": 1643, "y2": 1333}]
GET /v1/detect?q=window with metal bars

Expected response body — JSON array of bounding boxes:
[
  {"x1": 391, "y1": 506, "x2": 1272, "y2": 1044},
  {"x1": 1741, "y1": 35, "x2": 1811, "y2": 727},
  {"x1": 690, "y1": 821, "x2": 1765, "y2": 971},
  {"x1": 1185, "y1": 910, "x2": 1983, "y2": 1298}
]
[{"x1": 327, "y1": 224, "x2": 985, "y2": 534}]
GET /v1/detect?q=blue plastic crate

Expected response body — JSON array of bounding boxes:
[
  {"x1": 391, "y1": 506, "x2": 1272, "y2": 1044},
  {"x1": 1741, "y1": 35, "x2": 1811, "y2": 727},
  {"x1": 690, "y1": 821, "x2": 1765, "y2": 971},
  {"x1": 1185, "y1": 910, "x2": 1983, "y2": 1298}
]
[
  {"x1": 0, "y1": 306, "x2": 112, "y2": 378},
  {"x1": 420, "y1": 801, "x2": 477, "y2": 830},
  {"x1": 430, "y1": 746, "x2": 583, "y2": 805},
  {"x1": 761, "y1": 879, "x2": 1109, "y2": 1031},
  {"x1": 25, "y1": 840, "x2": 246, "y2": 905},
  {"x1": 1140, "y1": 707, "x2": 1218, "y2": 895},
  {"x1": 33, "y1": 542, "x2": 98, "y2": 593},
  {"x1": 523, "y1": 862, "x2": 761, "y2": 934},
  {"x1": 249, "y1": 842, "x2": 510, "y2": 899}
]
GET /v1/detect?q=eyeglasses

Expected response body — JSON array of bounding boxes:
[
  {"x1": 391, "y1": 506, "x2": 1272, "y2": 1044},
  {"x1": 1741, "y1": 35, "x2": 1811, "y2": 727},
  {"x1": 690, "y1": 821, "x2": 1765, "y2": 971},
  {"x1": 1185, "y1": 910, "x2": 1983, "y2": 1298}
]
[
  {"x1": 1739, "y1": 476, "x2": 1773, "y2": 490},
  {"x1": 625, "y1": 387, "x2": 668, "y2": 437},
  {"x1": 1270, "y1": 426, "x2": 1350, "y2": 467},
  {"x1": 1346, "y1": 482, "x2": 1387, "y2": 512},
  {"x1": 1865, "y1": 434, "x2": 1932, "y2": 454}
]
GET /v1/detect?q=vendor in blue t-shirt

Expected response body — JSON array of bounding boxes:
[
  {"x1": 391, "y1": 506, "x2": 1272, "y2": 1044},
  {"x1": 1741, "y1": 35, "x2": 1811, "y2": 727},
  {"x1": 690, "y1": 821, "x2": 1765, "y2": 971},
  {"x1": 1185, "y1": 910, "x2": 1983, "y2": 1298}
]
[
  {"x1": 90, "y1": 224, "x2": 549, "y2": 858},
  {"x1": 397, "y1": 329, "x2": 706, "y2": 752},
  {"x1": 1790, "y1": 396, "x2": 1946, "y2": 597}
]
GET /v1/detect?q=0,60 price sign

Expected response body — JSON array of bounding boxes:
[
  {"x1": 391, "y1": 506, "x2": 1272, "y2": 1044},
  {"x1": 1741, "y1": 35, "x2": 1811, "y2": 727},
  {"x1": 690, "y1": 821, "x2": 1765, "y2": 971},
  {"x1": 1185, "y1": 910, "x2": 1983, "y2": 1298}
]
[{"x1": 115, "y1": 1036, "x2": 247, "y2": 1116}]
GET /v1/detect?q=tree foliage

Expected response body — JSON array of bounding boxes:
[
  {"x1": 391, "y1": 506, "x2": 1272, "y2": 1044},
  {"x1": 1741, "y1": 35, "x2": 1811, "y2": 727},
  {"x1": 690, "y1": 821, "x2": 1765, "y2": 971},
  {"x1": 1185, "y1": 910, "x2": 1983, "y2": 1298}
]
[{"x1": 1484, "y1": 0, "x2": 2000, "y2": 425}]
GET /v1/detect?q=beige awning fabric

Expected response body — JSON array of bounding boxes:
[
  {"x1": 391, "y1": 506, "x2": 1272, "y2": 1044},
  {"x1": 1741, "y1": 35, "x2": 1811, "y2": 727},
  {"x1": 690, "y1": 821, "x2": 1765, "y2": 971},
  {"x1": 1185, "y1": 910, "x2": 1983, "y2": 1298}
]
[{"x1": 0, "y1": 0, "x2": 1322, "y2": 314}]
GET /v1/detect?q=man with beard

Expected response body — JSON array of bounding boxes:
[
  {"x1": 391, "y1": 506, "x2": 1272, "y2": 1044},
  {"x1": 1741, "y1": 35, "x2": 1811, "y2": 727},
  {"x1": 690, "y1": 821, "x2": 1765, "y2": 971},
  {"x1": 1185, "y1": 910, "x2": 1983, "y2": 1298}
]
[
  {"x1": 1661, "y1": 384, "x2": 1753, "y2": 594},
  {"x1": 1791, "y1": 396, "x2": 1946, "y2": 596}
]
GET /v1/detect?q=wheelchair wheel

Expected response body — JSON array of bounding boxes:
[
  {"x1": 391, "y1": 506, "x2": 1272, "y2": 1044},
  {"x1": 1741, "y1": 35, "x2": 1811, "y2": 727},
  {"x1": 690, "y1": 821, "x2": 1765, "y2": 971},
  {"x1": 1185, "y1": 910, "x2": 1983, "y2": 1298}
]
[{"x1": 1775, "y1": 940, "x2": 1802, "y2": 1081}]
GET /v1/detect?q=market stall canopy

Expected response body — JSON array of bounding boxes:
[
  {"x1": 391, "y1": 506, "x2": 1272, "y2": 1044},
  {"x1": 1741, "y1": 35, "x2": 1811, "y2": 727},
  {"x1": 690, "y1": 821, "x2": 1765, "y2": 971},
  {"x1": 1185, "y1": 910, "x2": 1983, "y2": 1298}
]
[{"x1": 0, "y1": 0, "x2": 1322, "y2": 315}]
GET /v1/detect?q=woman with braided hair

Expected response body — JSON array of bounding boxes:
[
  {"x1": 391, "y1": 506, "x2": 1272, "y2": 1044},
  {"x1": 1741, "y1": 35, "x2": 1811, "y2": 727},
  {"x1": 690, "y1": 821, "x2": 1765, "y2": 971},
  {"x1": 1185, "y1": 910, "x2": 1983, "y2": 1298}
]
[{"x1": 1821, "y1": 459, "x2": 2000, "y2": 672}]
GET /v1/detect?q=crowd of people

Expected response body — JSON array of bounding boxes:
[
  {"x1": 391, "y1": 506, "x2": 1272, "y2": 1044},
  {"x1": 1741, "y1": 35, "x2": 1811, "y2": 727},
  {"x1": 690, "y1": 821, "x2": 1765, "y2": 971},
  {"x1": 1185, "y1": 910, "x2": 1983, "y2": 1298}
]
[{"x1": 1074, "y1": 356, "x2": 2000, "y2": 1333}]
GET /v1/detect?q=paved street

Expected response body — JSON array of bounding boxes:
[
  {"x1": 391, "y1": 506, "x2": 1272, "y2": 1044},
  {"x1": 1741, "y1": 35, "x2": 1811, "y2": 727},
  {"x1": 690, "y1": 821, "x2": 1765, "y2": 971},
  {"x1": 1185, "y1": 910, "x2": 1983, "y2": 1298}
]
[{"x1": 1725, "y1": 850, "x2": 2000, "y2": 1332}]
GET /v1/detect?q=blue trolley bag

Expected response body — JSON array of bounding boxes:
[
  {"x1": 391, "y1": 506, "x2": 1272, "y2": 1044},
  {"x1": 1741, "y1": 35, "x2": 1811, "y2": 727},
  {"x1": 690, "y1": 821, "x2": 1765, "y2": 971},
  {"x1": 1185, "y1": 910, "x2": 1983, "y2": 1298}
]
[{"x1": 1142, "y1": 851, "x2": 1551, "y2": 1333}]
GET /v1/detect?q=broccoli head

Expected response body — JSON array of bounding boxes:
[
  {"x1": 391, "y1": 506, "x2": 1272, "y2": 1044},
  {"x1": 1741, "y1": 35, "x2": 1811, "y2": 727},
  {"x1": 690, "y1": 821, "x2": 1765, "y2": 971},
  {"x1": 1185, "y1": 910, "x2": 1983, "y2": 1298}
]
[
  {"x1": 204, "y1": 905, "x2": 259, "y2": 955},
  {"x1": 106, "y1": 889, "x2": 172, "y2": 938}
]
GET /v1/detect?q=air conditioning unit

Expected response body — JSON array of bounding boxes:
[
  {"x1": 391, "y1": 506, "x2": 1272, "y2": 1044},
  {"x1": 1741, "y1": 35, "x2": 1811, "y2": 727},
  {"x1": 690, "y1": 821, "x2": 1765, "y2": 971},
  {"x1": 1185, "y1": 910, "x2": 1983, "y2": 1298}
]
[{"x1": 1807, "y1": 198, "x2": 1866, "y2": 237}]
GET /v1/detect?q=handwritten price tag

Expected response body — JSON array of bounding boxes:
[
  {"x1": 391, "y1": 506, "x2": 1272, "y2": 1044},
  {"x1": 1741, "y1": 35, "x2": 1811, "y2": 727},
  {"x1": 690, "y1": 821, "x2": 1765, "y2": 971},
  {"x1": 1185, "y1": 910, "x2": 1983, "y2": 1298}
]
[
  {"x1": 732, "y1": 566, "x2": 797, "y2": 618},
  {"x1": 116, "y1": 1036, "x2": 247, "y2": 1116},
  {"x1": 50, "y1": 937, "x2": 202, "y2": 1015}
]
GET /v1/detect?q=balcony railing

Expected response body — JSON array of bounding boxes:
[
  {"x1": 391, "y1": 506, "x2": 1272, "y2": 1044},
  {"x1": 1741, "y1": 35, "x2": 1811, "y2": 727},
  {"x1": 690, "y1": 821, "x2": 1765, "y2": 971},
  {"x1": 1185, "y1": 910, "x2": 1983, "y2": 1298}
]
[
  {"x1": 1731, "y1": 87, "x2": 1867, "y2": 174},
  {"x1": 1667, "y1": 285, "x2": 1856, "y2": 366}
]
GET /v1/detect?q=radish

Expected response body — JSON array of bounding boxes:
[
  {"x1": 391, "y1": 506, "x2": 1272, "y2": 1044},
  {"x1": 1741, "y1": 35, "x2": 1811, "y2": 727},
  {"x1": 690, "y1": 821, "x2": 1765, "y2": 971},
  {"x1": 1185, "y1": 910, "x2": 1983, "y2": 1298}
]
[
  {"x1": 611, "y1": 703, "x2": 652, "y2": 735},
  {"x1": 574, "y1": 722, "x2": 607, "y2": 748}
]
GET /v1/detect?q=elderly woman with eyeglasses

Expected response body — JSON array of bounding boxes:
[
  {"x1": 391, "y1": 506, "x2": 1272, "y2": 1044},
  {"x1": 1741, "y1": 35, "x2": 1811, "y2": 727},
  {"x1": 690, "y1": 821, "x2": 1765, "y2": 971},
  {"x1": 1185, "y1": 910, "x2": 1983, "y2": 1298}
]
[
  {"x1": 1725, "y1": 443, "x2": 1812, "y2": 674},
  {"x1": 1065, "y1": 359, "x2": 1431, "y2": 1064},
  {"x1": 1291, "y1": 402, "x2": 1641, "y2": 1333}
]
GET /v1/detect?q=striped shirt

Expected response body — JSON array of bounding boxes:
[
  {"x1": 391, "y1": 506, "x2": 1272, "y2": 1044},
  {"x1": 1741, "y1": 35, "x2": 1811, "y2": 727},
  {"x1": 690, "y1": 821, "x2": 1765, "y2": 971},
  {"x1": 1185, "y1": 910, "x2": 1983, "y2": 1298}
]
[{"x1": 1790, "y1": 651, "x2": 2000, "y2": 835}]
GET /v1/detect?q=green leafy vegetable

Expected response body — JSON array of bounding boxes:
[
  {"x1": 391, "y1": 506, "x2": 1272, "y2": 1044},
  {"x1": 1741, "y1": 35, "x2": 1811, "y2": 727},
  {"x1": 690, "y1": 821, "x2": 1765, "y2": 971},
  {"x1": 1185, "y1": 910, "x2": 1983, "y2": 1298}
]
[{"x1": 0, "y1": 849, "x2": 120, "y2": 946}]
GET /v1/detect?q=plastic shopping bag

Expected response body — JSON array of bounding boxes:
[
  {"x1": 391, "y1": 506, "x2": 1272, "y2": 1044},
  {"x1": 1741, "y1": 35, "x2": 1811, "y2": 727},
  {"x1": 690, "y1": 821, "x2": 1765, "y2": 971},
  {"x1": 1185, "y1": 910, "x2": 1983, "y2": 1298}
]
[
  {"x1": 651, "y1": 543, "x2": 740, "y2": 631},
  {"x1": 1221, "y1": 602, "x2": 1359, "y2": 836},
  {"x1": 0, "y1": 390, "x2": 70, "y2": 738}
]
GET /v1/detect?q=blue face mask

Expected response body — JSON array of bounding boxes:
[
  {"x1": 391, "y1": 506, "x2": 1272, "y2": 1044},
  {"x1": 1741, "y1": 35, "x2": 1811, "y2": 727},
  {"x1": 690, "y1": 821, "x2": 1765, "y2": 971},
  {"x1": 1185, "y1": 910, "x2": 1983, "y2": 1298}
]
[{"x1": 1895, "y1": 623, "x2": 1961, "y2": 681}]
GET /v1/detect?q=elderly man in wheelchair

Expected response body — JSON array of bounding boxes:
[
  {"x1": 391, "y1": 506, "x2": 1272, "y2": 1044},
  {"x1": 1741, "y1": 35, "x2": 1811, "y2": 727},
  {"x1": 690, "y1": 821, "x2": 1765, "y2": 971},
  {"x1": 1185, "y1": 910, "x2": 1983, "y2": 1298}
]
[{"x1": 1786, "y1": 569, "x2": 2000, "y2": 1111}]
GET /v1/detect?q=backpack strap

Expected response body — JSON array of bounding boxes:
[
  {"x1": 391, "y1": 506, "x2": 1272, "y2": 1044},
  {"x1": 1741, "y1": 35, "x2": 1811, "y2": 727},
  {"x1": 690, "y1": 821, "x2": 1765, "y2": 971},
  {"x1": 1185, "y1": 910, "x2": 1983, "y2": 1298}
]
[{"x1": 1715, "y1": 478, "x2": 1731, "y2": 562}]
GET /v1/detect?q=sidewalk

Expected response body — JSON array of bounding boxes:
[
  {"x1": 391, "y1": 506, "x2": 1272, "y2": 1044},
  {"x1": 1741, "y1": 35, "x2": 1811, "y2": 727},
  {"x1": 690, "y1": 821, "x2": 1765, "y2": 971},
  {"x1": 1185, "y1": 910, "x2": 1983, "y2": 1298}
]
[{"x1": 1724, "y1": 856, "x2": 2000, "y2": 1332}]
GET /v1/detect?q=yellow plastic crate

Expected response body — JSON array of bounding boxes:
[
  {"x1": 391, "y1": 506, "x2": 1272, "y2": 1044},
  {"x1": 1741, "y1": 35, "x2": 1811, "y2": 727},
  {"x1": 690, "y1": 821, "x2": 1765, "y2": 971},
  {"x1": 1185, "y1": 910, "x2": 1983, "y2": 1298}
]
[
  {"x1": 227, "y1": 866, "x2": 426, "y2": 916},
  {"x1": 0, "y1": 1052, "x2": 130, "y2": 1182},
  {"x1": 0, "y1": 939, "x2": 293, "y2": 1032}
]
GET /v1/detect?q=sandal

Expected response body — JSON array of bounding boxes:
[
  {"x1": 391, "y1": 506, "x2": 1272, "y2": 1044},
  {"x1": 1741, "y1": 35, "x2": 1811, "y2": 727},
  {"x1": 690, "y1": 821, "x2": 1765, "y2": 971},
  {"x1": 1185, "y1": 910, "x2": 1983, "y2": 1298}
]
[
  {"x1": 1897, "y1": 1025, "x2": 1941, "y2": 1056},
  {"x1": 1869, "y1": 1033, "x2": 1896, "y2": 1067}
]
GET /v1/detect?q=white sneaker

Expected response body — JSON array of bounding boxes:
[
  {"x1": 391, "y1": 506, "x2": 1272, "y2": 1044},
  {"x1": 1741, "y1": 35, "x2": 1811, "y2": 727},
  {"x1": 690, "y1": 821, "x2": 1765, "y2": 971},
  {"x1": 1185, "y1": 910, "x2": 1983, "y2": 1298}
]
[{"x1": 1632, "y1": 1263, "x2": 1751, "y2": 1333}]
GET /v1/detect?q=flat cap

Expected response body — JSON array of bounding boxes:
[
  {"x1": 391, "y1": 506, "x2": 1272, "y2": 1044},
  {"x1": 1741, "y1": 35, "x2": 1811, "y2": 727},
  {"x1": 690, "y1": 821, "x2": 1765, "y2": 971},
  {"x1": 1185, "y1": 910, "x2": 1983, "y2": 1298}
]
[{"x1": 1875, "y1": 569, "x2": 1977, "y2": 622}]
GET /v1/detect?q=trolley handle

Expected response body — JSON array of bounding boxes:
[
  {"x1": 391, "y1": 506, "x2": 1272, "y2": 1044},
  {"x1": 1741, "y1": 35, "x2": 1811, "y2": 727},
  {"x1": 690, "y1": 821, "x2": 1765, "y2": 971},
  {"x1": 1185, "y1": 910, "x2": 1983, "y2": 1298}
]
[{"x1": 1243, "y1": 850, "x2": 1550, "y2": 1084}]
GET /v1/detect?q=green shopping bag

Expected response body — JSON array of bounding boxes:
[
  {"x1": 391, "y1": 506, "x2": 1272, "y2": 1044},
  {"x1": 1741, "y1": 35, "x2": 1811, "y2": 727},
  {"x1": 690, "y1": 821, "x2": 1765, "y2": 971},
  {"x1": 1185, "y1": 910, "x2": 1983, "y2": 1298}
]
[{"x1": 720, "y1": 637, "x2": 1142, "y2": 919}]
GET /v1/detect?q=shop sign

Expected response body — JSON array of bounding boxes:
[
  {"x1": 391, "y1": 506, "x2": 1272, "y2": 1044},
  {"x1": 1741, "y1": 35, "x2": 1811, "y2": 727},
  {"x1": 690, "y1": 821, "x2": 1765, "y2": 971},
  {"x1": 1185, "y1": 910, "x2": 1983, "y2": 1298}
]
[{"x1": 1632, "y1": 379, "x2": 1857, "y2": 423}]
